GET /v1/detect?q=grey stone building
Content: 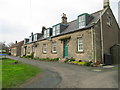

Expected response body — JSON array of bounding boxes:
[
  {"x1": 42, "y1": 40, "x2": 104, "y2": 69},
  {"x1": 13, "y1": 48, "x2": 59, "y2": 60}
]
[
  {"x1": 21, "y1": 0, "x2": 120, "y2": 64},
  {"x1": 10, "y1": 41, "x2": 24, "y2": 56}
]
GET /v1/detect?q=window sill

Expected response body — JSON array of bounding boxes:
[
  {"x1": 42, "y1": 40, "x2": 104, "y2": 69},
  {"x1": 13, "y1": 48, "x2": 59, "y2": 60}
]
[
  {"x1": 51, "y1": 51, "x2": 57, "y2": 54},
  {"x1": 42, "y1": 52, "x2": 47, "y2": 54},
  {"x1": 76, "y1": 50, "x2": 84, "y2": 53}
]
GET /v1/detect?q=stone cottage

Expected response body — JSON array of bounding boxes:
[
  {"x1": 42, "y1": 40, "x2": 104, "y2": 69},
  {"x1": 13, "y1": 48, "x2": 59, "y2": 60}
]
[
  {"x1": 10, "y1": 41, "x2": 24, "y2": 56},
  {"x1": 21, "y1": 0, "x2": 120, "y2": 64}
]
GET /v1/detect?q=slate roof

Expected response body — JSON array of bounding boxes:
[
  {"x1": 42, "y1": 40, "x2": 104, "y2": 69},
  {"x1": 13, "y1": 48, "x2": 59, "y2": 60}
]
[
  {"x1": 10, "y1": 41, "x2": 24, "y2": 48},
  {"x1": 37, "y1": 10, "x2": 103, "y2": 41},
  {"x1": 23, "y1": 9, "x2": 103, "y2": 44},
  {"x1": 60, "y1": 10, "x2": 103, "y2": 35}
]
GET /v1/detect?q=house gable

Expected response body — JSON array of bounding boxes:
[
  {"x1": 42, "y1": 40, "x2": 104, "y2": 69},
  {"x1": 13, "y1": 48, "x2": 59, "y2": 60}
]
[{"x1": 100, "y1": 7, "x2": 120, "y2": 54}]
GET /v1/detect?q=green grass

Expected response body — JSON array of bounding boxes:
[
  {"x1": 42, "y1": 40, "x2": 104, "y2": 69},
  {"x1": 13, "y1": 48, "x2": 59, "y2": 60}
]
[
  {"x1": 2, "y1": 58, "x2": 42, "y2": 88},
  {"x1": 0, "y1": 60, "x2": 2, "y2": 89}
]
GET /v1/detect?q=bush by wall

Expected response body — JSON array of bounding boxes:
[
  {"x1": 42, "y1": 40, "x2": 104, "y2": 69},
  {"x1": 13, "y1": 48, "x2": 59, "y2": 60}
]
[{"x1": 34, "y1": 57, "x2": 59, "y2": 62}]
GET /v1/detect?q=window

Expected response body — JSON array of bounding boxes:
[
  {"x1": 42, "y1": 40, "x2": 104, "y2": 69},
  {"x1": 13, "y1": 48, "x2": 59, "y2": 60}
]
[
  {"x1": 52, "y1": 25, "x2": 60, "y2": 36},
  {"x1": 43, "y1": 44, "x2": 47, "y2": 53},
  {"x1": 34, "y1": 34, "x2": 37, "y2": 41},
  {"x1": 52, "y1": 42, "x2": 57, "y2": 53},
  {"x1": 29, "y1": 36, "x2": 32, "y2": 42},
  {"x1": 78, "y1": 15, "x2": 85, "y2": 28},
  {"x1": 53, "y1": 27, "x2": 56, "y2": 36},
  {"x1": 56, "y1": 25, "x2": 60, "y2": 35},
  {"x1": 77, "y1": 37, "x2": 83, "y2": 52},
  {"x1": 107, "y1": 16, "x2": 111, "y2": 26},
  {"x1": 44, "y1": 29, "x2": 50, "y2": 38}
]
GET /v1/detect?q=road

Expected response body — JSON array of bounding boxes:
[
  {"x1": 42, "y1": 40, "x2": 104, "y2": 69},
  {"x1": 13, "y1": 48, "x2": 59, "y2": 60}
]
[{"x1": 7, "y1": 56, "x2": 118, "y2": 88}]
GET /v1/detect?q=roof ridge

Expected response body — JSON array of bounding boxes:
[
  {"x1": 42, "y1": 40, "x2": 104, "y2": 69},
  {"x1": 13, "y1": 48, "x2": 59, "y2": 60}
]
[
  {"x1": 67, "y1": 9, "x2": 103, "y2": 24},
  {"x1": 68, "y1": 19, "x2": 77, "y2": 24},
  {"x1": 91, "y1": 9, "x2": 103, "y2": 15},
  {"x1": 10, "y1": 40, "x2": 24, "y2": 48}
]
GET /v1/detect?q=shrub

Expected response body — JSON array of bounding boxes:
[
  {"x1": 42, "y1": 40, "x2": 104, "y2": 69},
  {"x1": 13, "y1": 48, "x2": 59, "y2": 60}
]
[
  {"x1": 71, "y1": 61, "x2": 79, "y2": 64},
  {"x1": 34, "y1": 57, "x2": 59, "y2": 62},
  {"x1": 84, "y1": 62, "x2": 91, "y2": 66},
  {"x1": 64, "y1": 60, "x2": 69, "y2": 63},
  {"x1": 78, "y1": 60, "x2": 82, "y2": 62},
  {"x1": 52, "y1": 58, "x2": 59, "y2": 61},
  {"x1": 22, "y1": 53, "x2": 34, "y2": 59},
  {"x1": 64, "y1": 58, "x2": 70, "y2": 63},
  {"x1": 22, "y1": 55, "x2": 32, "y2": 58},
  {"x1": 64, "y1": 57, "x2": 75, "y2": 63},
  {"x1": 88, "y1": 60, "x2": 92, "y2": 63},
  {"x1": 34, "y1": 57, "x2": 39, "y2": 60},
  {"x1": 78, "y1": 62, "x2": 85, "y2": 65},
  {"x1": 70, "y1": 57, "x2": 75, "y2": 62}
]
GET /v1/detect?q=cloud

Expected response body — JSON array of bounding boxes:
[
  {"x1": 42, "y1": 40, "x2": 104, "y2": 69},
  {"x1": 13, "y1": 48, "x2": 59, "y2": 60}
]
[{"x1": 0, "y1": 0, "x2": 119, "y2": 44}]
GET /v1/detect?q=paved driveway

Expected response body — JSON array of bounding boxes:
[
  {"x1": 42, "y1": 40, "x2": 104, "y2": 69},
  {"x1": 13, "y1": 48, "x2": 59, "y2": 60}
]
[{"x1": 7, "y1": 56, "x2": 118, "y2": 88}]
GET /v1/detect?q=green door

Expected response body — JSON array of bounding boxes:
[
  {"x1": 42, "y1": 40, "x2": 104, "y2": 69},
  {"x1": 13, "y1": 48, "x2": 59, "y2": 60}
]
[{"x1": 63, "y1": 40, "x2": 68, "y2": 58}]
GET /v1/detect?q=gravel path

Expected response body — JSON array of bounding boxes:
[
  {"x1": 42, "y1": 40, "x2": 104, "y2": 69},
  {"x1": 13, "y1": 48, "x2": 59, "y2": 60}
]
[{"x1": 7, "y1": 56, "x2": 118, "y2": 88}]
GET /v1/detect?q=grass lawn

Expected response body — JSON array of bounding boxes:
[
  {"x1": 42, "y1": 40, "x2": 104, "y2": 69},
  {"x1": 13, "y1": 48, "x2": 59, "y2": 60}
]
[
  {"x1": 2, "y1": 58, "x2": 42, "y2": 88},
  {"x1": 0, "y1": 59, "x2": 2, "y2": 89}
]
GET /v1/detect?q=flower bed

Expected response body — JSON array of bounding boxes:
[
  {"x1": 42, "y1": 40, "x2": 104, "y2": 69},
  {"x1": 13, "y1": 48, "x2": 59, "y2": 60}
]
[{"x1": 64, "y1": 57, "x2": 93, "y2": 66}]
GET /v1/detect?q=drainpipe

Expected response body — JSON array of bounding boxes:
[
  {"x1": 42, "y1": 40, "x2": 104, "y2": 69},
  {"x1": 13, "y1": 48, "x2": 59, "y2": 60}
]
[
  {"x1": 100, "y1": 12, "x2": 104, "y2": 63},
  {"x1": 91, "y1": 27, "x2": 95, "y2": 62}
]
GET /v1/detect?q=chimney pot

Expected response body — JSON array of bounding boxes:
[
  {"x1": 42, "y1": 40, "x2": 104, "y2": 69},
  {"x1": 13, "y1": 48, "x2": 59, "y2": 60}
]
[
  {"x1": 61, "y1": 13, "x2": 67, "y2": 24},
  {"x1": 103, "y1": 0, "x2": 109, "y2": 9},
  {"x1": 42, "y1": 26, "x2": 46, "y2": 34}
]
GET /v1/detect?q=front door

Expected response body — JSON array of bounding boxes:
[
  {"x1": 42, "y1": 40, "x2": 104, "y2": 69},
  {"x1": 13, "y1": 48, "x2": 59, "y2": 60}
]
[{"x1": 63, "y1": 40, "x2": 68, "y2": 58}]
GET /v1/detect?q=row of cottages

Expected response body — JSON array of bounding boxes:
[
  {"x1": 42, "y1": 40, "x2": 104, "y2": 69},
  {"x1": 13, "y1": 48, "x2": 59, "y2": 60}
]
[
  {"x1": 21, "y1": 0, "x2": 120, "y2": 64},
  {"x1": 9, "y1": 41, "x2": 24, "y2": 56}
]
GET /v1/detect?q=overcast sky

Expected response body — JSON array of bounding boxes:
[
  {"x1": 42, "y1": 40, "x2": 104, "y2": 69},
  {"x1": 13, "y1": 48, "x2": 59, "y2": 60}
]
[{"x1": 0, "y1": 0, "x2": 119, "y2": 44}]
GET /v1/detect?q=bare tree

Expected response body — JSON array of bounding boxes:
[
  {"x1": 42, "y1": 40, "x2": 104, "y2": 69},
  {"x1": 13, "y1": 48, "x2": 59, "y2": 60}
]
[
  {"x1": 7, "y1": 42, "x2": 14, "y2": 47},
  {"x1": 0, "y1": 41, "x2": 7, "y2": 50}
]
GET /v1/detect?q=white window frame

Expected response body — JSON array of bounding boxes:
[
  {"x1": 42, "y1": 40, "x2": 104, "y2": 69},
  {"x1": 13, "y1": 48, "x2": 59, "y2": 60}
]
[
  {"x1": 44, "y1": 29, "x2": 50, "y2": 38},
  {"x1": 77, "y1": 37, "x2": 83, "y2": 52},
  {"x1": 53, "y1": 27, "x2": 56, "y2": 36},
  {"x1": 52, "y1": 42, "x2": 57, "y2": 53},
  {"x1": 43, "y1": 44, "x2": 47, "y2": 53},
  {"x1": 44, "y1": 30, "x2": 47, "y2": 38},
  {"x1": 78, "y1": 15, "x2": 85, "y2": 28},
  {"x1": 34, "y1": 34, "x2": 37, "y2": 41},
  {"x1": 46, "y1": 29, "x2": 50, "y2": 37},
  {"x1": 56, "y1": 25, "x2": 60, "y2": 35},
  {"x1": 29, "y1": 36, "x2": 32, "y2": 42},
  {"x1": 52, "y1": 25, "x2": 60, "y2": 36}
]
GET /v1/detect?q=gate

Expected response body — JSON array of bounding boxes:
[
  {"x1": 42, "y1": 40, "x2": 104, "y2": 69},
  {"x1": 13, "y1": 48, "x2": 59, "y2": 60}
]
[{"x1": 110, "y1": 44, "x2": 120, "y2": 65}]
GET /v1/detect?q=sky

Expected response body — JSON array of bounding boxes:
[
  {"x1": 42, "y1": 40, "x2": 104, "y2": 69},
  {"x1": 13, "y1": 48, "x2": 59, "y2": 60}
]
[{"x1": 0, "y1": 0, "x2": 119, "y2": 44}]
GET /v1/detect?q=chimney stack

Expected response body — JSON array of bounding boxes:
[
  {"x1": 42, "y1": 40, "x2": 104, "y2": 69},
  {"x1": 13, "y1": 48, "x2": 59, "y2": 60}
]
[
  {"x1": 61, "y1": 13, "x2": 67, "y2": 24},
  {"x1": 31, "y1": 32, "x2": 33, "y2": 36},
  {"x1": 15, "y1": 41, "x2": 17, "y2": 44},
  {"x1": 31, "y1": 32, "x2": 34, "y2": 41},
  {"x1": 42, "y1": 26, "x2": 46, "y2": 34},
  {"x1": 103, "y1": 0, "x2": 110, "y2": 9}
]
